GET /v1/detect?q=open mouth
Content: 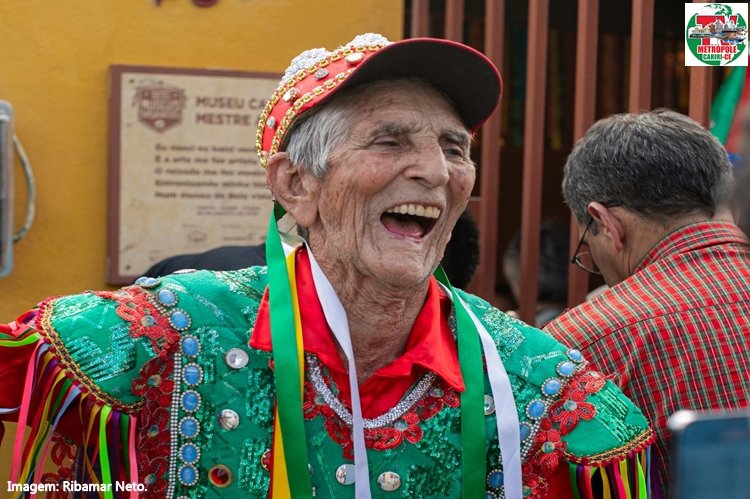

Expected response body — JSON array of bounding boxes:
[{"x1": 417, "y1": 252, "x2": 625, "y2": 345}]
[{"x1": 380, "y1": 203, "x2": 441, "y2": 239}]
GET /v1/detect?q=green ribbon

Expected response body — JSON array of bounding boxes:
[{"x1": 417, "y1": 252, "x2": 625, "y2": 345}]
[
  {"x1": 569, "y1": 464, "x2": 582, "y2": 499},
  {"x1": 120, "y1": 414, "x2": 131, "y2": 481},
  {"x1": 0, "y1": 332, "x2": 42, "y2": 346},
  {"x1": 265, "y1": 205, "x2": 313, "y2": 498},
  {"x1": 99, "y1": 404, "x2": 114, "y2": 499},
  {"x1": 433, "y1": 266, "x2": 486, "y2": 498}
]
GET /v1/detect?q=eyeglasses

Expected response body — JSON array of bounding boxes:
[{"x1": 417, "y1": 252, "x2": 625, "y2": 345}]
[{"x1": 570, "y1": 218, "x2": 601, "y2": 275}]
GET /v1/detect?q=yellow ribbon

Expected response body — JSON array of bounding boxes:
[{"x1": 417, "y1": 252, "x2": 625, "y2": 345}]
[{"x1": 270, "y1": 247, "x2": 305, "y2": 498}]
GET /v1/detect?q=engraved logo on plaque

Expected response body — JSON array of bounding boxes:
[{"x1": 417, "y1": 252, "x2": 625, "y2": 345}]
[{"x1": 133, "y1": 82, "x2": 188, "y2": 132}]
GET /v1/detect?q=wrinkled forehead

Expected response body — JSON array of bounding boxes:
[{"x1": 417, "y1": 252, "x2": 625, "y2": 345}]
[{"x1": 335, "y1": 78, "x2": 470, "y2": 134}]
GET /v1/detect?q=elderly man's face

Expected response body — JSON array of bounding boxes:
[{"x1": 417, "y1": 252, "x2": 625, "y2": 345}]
[{"x1": 308, "y1": 80, "x2": 475, "y2": 289}]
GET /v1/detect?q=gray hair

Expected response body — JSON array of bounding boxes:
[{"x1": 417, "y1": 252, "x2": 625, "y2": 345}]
[
  {"x1": 562, "y1": 109, "x2": 735, "y2": 226},
  {"x1": 283, "y1": 77, "x2": 460, "y2": 178},
  {"x1": 282, "y1": 95, "x2": 357, "y2": 178}
]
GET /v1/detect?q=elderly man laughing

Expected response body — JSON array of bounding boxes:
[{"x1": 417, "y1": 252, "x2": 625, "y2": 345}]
[{"x1": 0, "y1": 34, "x2": 654, "y2": 498}]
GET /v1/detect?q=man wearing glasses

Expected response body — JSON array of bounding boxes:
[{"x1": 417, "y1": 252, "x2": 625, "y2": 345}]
[{"x1": 544, "y1": 109, "x2": 750, "y2": 496}]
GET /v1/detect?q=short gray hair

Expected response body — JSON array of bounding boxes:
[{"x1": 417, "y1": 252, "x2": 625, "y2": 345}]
[
  {"x1": 282, "y1": 96, "x2": 356, "y2": 178},
  {"x1": 562, "y1": 109, "x2": 735, "y2": 225}
]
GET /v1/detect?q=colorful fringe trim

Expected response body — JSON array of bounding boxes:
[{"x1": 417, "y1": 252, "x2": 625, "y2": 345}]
[
  {"x1": 3, "y1": 322, "x2": 139, "y2": 499},
  {"x1": 569, "y1": 447, "x2": 656, "y2": 499}
]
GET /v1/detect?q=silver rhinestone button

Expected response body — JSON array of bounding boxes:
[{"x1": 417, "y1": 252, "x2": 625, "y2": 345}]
[
  {"x1": 282, "y1": 87, "x2": 299, "y2": 103},
  {"x1": 225, "y1": 348, "x2": 249, "y2": 369},
  {"x1": 484, "y1": 394, "x2": 496, "y2": 416},
  {"x1": 314, "y1": 68, "x2": 329, "y2": 80},
  {"x1": 217, "y1": 409, "x2": 240, "y2": 430},
  {"x1": 377, "y1": 471, "x2": 401, "y2": 492},
  {"x1": 335, "y1": 464, "x2": 355, "y2": 485},
  {"x1": 173, "y1": 268, "x2": 197, "y2": 274},
  {"x1": 345, "y1": 52, "x2": 364, "y2": 64}
]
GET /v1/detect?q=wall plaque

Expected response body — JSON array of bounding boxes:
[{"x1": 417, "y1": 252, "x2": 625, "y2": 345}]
[{"x1": 108, "y1": 65, "x2": 279, "y2": 284}]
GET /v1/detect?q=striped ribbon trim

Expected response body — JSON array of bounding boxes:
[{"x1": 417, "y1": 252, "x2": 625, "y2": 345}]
[
  {"x1": 6, "y1": 336, "x2": 137, "y2": 498},
  {"x1": 569, "y1": 451, "x2": 651, "y2": 499}
]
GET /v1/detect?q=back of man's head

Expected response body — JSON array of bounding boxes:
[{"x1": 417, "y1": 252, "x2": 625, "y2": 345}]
[{"x1": 563, "y1": 110, "x2": 734, "y2": 226}]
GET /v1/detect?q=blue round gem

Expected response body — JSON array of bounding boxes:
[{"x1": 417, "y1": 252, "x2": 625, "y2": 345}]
[
  {"x1": 488, "y1": 470, "x2": 503, "y2": 488},
  {"x1": 542, "y1": 379, "x2": 562, "y2": 396},
  {"x1": 182, "y1": 391, "x2": 200, "y2": 412},
  {"x1": 180, "y1": 417, "x2": 198, "y2": 438},
  {"x1": 179, "y1": 465, "x2": 198, "y2": 486},
  {"x1": 557, "y1": 361, "x2": 576, "y2": 377},
  {"x1": 486, "y1": 493, "x2": 498, "y2": 499},
  {"x1": 157, "y1": 289, "x2": 177, "y2": 307},
  {"x1": 170, "y1": 310, "x2": 190, "y2": 330},
  {"x1": 182, "y1": 337, "x2": 199, "y2": 357},
  {"x1": 526, "y1": 399, "x2": 546, "y2": 420},
  {"x1": 136, "y1": 277, "x2": 160, "y2": 289},
  {"x1": 181, "y1": 444, "x2": 198, "y2": 463},
  {"x1": 141, "y1": 315, "x2": 156, "y2": 327},
  {"x1": 564, "y1": 399, "x2": 578, "y2": 411},
  {"x1": 519, "y1": 423, "x2": 531, "y2": 441},
  {"x1": 184, "y1": 364, "x2": 201, "y2": 385},
  {"x1": 567, "y1": 348, "x2": 584, "y2": 363}
]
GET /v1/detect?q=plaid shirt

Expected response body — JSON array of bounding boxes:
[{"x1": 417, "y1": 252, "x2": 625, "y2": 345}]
[{"x1": 544, "y1": 221, "x2": 750, "y2": 490}]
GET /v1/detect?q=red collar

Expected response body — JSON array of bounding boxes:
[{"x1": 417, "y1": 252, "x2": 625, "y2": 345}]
[{"x1": 250, "y1": 248, "x2": 464, "y2": 393}]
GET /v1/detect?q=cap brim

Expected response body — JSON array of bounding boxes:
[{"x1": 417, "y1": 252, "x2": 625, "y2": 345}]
[{"x1": 332, "y1": 38, "x2": 502, "y2": 132}]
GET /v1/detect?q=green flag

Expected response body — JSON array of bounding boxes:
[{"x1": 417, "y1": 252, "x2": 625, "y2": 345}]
[{"x1": 711, "y1": 66, "x2": 747, "y2": 145}]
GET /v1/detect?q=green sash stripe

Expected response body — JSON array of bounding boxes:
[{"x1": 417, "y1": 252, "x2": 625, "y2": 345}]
[
  {"x1": 434, "y1": 266, "x2": 486, "y2": 498},
  {"x1": 265, "y1": 206, "x2": 313, "y2": 498}
]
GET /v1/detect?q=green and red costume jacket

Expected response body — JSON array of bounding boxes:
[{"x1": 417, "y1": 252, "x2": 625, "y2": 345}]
[{"x1": 0, "y1": 253, "x2": 655, "y2": 498}]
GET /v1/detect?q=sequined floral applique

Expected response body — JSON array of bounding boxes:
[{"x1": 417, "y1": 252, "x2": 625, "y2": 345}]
[
  {"x1": 40, "y1": 433, "x2": 77, "y2": 498},
  {"x1": 132, "y1": 356, "x2": 176, "y2": 497},
  {"x1": 521, "y1": 368, "x2": 606, "y2": 498},
  {"x1": 96, "y1": 287, "x2": 180, "y2": 357},
  {"x1": 303, "y1": 374, "x2": 459, "y2": 460},
  {"x1": 533, "y1": 419, "x2": 566, "y2": 474}
]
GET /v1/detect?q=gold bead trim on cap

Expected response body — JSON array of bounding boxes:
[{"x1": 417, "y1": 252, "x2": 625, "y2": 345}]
[{"x1": 255, "y1": 43, "x2": 387, "y2": 168}]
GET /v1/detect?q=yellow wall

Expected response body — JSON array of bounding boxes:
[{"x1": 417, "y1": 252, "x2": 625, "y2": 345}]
[{"x1": 0, "y1": 1, "x2": 403, "y2": 319}]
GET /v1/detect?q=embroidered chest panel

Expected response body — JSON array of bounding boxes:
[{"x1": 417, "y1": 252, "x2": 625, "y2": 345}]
[
  {"x1": 42, "y1": 269, "x2": 642, "y2": 499},
  {"x1": 160, "y1": 342, "x2": 507, "y2": 499}
]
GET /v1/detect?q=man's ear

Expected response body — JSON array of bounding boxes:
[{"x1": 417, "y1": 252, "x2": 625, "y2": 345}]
[
  {"x1": 265, "y1": 152, "x2": 320, "y2": 227},
  {"x1": 587, "y1": 202, "x2": 626, "y2": 251}
]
